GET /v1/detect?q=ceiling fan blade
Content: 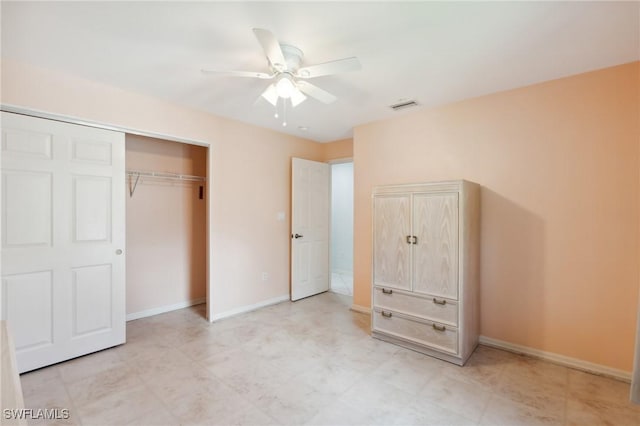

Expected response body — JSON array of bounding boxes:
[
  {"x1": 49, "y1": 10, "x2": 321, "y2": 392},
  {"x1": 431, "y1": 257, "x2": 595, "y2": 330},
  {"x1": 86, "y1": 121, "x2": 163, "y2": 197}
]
[
  {"x1": 253, "y1": 28, "x2": 287, "y2": 71},
  {"x1": 296, "y1": 81, "x2": 337, "y2": 104},
  {"x1": 296, "y1": 57, "x2": 361, "y2": 79},
  {"x1": 290, "y1": 88, "x2": 307, "y2": 107},
  {"x1": 201, "y1": 69, "x2": 273, "y2": 79},
  {"x1": 260, "y1": 83, "x2": 279, "y2": 106}
]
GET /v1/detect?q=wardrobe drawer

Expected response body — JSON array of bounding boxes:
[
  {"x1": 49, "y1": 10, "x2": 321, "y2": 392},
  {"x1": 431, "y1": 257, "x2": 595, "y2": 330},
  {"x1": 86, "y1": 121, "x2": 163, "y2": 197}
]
[
  {"x1": 373, "y1": 287, "x2": 458, "y2": 326},
  {"x1": 372, "y1": 308, "x2": 458, "y2": 354}
]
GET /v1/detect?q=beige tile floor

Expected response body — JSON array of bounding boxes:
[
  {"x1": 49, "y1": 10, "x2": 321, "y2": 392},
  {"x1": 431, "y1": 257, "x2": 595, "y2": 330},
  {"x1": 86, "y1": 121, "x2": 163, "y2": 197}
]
[
  {"x1": 20, "y1": 292, "x2": 640, "y2": 426},
  {"x1": 330, "y1": 272, "x2": 353, "y2": 296}
]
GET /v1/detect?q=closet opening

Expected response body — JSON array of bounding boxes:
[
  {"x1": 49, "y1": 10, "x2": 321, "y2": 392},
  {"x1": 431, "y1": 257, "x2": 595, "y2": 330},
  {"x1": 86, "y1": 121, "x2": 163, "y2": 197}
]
[
  {"x1": 329, "y1": 160, "x2": 354, "y2": 299},
  {"x1": 125, "y1": 135, "x2": 208, "y2": 322}
]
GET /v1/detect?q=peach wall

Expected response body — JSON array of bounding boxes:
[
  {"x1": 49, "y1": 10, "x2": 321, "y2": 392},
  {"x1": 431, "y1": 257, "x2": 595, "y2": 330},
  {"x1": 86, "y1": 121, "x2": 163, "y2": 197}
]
[
  {"x1": 354, "y1": 62, "x2": 640, "y2": 371},
  {"x1": 0, "y1": 59, "x2": 325, "y2": 319},
  {"x1": 208, "y1": 119, "x2": 326, "y2": 313},
  {"x1": 322, "y1": 138, "x2": 353, "y2": 161},
  {"x1": 125, "y1": 135, "x2": 207, "y2": 315}
]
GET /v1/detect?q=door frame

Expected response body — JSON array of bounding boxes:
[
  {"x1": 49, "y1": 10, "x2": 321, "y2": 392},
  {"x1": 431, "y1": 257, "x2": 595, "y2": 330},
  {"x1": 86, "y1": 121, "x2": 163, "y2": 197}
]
[
  {"x1": 0, "y1": 105, "x2": 216, "y2": 322},
  {"x1": 327, "y1": 157, "x2": 353, "y2": 299}
]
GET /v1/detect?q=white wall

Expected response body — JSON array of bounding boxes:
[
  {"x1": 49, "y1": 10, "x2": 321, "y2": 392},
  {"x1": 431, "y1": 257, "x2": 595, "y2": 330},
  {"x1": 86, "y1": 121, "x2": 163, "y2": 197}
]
[{"x1": 331, "y1": 162, "x2": 354, "y2": 274}]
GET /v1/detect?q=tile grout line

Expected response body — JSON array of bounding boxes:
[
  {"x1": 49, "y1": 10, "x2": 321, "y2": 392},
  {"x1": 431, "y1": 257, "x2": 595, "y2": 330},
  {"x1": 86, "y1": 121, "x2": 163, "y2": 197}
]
[{"x1": 58, "y1": 368, "x2": 85, "y2": 426}]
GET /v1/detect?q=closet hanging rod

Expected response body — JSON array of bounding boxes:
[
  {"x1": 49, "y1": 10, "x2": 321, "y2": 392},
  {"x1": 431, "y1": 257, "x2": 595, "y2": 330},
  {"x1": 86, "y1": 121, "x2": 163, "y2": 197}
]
[
  {"x1": 126, "y1": 170, "x2": 206, "y2": 181},
  {"x1": 126, "y1": 170, "x2": 207, "y2": 197}
]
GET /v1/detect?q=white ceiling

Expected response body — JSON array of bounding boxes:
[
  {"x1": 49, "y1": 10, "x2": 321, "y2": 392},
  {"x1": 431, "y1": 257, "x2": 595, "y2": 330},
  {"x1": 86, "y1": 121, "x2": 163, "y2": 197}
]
[{"x1": 2, "y1": 1, "x2": 638, "y2": 142}]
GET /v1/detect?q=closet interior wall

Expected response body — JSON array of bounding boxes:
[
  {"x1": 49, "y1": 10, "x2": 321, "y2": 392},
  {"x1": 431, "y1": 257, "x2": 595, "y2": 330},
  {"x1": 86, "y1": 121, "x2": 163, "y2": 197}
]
[{"x1": 125, "y1": 134, "x2": 207, "y2": 319}]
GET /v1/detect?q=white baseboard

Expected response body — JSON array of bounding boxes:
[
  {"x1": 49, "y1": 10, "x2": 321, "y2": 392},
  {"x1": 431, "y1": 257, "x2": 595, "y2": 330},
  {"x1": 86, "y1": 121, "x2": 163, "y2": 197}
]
[
  {"x1": 209, "y1": 295, "x2": 289, "y2": 322},
  {"x1": 350, "y1": 304, "x2": 371, "y2": 315},
  {"x1": 479, "y1": 335, "x2": 631, "y2": 383},
  {"x1": 126, "y1": 297, "x2": 206, "y2": 321}
]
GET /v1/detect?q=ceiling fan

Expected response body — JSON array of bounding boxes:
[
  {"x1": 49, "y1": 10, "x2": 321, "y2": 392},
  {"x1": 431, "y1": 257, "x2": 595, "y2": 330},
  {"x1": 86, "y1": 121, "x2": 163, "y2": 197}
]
[{"x1": 201, "y1": 28, "x2": 361, "y2": 111}]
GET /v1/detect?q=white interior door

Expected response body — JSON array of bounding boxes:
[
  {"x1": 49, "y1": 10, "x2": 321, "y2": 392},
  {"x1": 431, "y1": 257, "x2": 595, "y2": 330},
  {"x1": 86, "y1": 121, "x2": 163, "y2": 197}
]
[
  {"x1": 1, "y1": 112, "x2": 125, "y2": 373},
  {"x1": 291, "y1": 158, "x2": 329, "y2": 301}
]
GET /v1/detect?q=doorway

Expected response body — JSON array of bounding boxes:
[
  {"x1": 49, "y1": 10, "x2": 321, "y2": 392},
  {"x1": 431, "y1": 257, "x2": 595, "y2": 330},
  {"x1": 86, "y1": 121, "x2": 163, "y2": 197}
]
[
  {"x1": 330, "y1": 161, "x2": 354, "y2": 297},
  {"x1": 125, "y1": 135, "x2": 208, "y2": 321}
]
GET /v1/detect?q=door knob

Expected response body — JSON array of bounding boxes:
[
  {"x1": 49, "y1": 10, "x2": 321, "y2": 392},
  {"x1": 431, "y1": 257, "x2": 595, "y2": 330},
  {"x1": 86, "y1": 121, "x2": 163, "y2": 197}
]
[
  {"x1": 293, "y1": 234, "x2": 304, "y2": 239},
  {"x1": 115, "y1": 249, "x2": 123, "y2": 255}
]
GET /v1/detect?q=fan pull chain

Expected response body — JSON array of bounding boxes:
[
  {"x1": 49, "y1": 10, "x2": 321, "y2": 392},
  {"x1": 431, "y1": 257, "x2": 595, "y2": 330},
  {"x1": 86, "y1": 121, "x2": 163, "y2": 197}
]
[{"x1": 282, "y1": 98, "x2": 288, "y2": 127}]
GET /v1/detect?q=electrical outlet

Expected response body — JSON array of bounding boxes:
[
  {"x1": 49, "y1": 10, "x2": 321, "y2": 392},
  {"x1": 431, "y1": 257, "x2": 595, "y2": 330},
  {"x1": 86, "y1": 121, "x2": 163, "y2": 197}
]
[{"x1": 262, "y1": 272, "x2": 269, "y2": 281}]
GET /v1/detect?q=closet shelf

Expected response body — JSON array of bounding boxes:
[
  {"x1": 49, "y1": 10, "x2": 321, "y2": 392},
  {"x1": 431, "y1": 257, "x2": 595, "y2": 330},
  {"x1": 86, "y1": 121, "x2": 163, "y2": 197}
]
[{"x1": 126, "y1": 169, "x2": 206, "y2": 197}]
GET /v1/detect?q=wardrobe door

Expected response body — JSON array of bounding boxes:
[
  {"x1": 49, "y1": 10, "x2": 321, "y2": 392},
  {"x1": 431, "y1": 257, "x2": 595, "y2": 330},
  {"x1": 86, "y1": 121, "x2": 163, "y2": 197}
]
[
  {"x1": 413, "y1": 193, "x2": 458, "y2": 299},
  {"x1": 373, "y1": 195, "x2": 411, "y2": 291}
]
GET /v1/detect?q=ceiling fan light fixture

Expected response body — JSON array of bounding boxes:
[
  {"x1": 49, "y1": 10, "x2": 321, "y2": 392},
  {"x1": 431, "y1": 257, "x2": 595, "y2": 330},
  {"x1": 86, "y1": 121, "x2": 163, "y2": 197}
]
[
  {"x1": 276, "y1": 75, "x2": 295, "y2": 98},
  {"x1": 261, "y1": 84, "x2": 279, "y2": 106}
]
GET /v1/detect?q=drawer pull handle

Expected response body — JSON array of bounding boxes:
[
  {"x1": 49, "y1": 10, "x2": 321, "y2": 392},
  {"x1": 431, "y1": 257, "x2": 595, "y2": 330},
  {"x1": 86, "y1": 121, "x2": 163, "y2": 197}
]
[
  {"x1": 381, "y1": 311, "x2": 392, "y2": 318},
  {"x1": 433, "y1": 298, "x2": 447, "y2": 305},
  {"x1": 432, "y1": 324, "x2": 446, "y2": 332},
  {"x1": 382, "y1": 288, "x2": 393, "y2": 295}
]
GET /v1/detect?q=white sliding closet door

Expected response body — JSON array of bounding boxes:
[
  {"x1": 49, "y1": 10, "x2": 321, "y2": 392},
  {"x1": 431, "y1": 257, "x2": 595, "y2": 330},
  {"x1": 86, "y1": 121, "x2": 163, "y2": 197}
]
[{"x1": 1, "y1": 112, "x2": 126, "y2": 373}]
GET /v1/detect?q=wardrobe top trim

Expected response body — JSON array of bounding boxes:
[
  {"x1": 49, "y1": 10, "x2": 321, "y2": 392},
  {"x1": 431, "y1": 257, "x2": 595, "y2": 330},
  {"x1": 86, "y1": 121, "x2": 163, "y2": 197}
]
[{"x1": 373, "y1": 180, "x2": 477, "y2": 196}]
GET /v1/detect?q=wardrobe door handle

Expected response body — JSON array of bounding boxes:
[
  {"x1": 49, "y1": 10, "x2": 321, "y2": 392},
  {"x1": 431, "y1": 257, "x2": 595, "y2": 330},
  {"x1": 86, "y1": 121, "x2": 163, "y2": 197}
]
[
  {"x1": 432, "y1": 324, "x2": 446, "y2": 332},
  {"x1": 382, "y1": 288, "x2": 393, "y2": 295},
  {"x1": 412, "y1": 236, "x2": 418, "y2": 244},
  {"x1": 432, "y1": 298, "x2": 446, "y2": 305},
  {"x1": 381, "y1": 311, "x2": 392, "y2": 318},
  {"x1": 406, "y1": 235, "x2": 412, "y2": 244}
]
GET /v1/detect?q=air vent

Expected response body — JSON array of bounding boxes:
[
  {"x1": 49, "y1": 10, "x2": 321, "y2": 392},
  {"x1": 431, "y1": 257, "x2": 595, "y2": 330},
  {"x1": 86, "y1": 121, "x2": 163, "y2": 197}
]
[{"x1": 389, "y1": 100, "x2": 419, "y2": 111}]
